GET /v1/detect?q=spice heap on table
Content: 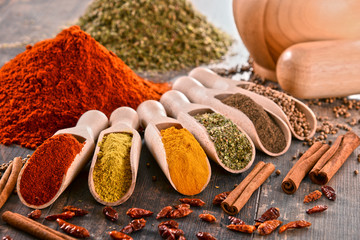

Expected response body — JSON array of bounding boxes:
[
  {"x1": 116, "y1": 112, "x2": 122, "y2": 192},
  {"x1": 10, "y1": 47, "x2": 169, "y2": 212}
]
[
  {"x1": 79, "y1": 0, "x2": 232, "y2": 72},
  {"x1": 0, "y1": 26, "x2": 169, "y2": 149}
]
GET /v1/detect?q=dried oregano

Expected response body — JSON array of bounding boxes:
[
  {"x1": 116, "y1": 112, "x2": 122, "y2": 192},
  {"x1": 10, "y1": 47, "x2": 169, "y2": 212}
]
[
  {"x1": 194, "y1": 113, "x2": 252, "y2": 170},
  {"x1": 78, "y1": 0, "x2": 232, "y2": 73}
]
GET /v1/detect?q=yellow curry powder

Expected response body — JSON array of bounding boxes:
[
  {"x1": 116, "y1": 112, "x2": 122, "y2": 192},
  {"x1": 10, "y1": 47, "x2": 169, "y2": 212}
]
[
  {"x1": 93, "y1": 132, "x2": 132, "y2": 202},
  {"x1": 160, "y1": 126, "x2": 209, "y2": 195}
]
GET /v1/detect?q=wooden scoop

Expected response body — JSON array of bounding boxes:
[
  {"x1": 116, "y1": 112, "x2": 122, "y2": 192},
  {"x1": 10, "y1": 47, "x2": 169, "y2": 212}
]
[
  {"x1": 189, "y1": 67, "x2": 316, "y2": 140},
  {"x1": 277, "y1": 40, "x2": 360, "y2": 99},
  {"x1": 160, "y1": 90, "x2": 255, "y2": 173},
  {"x1": 17, "y1": 110, "x2": 108, "y2": 209},
  {"x1": 136, "y1": 100, "x2": 211, "y2": 195},
  {"x1": 88, "y1": 107, "x2": 141, "y2": 206},
  {"x1": 172, "y1": 76, "x2": 292, "y2": 156}
]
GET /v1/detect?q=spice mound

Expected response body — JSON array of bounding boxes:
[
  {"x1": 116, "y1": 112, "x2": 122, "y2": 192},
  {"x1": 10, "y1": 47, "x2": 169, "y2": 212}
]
[
  {"x1": 78, "y1": 0, "x2": 232, "y2": 72},
  {"x1": 161, "y1": 127, "x2": 209, "y2": 195},
  {"x1": 194, "y1": 112, "x2": 253, "y2": 170},
  {"x1": 19, "y1": 134, "x2": 84, "y2": 206},
  {"x1": 0, "y1": 25, "x2": 169, "y2": 149},
  {"x1": 93, "y1": 132, "x2": 132, "y2": 203},
  {"x1": 220, "y1": 93, "x2": 286, "y2": 153}
]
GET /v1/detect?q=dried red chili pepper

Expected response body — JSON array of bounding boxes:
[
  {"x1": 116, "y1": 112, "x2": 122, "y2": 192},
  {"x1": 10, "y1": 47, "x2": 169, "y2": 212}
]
[
  {"x1": 227, "y1": 224, "x2": 256, "y2": 233},
  {"x1": 178, "y1": 236, "x2": 186, "y2": 240},
  {"x1": 121, "y1": 218, "x2": 146, "y2": 234},
  {"x1": 279, "y1": 220, "x2": 311, "y2": 233},
  {"x1": 27, "y1": 209, "x2": 41, "y2": 220},
  {"x1": 158, "y1": 220, "x2": 179, "y2": 229},
  {"x1": 56, "y1": 218, "x2": 90, "y2": 238},
  {"x1": 212, "y1": 191, "x2": 231, "y2": 205},
  {"x1": 179, "y1": 198, "x2": 205, "y2": 207},
  {"x1": 157, "y1": 206, "x2": 173, "y2": 219},
  {"x1": 126, "y1": 208, "x2": 153, "y2": 218},
  {"x1": 45, "y1": 211, "x2": 75, "y2": 221},
  {"x1": 257, "y1": 220, "x2": 282, "y2": 235},
  {"x1": 228, "y1": 216, "x2": 245, "y2": 225},
  {"x1": 199, "y1": 214, "x2": 216, "y2": 223},
  {"x1": 168, "y1": 207, "x2": 193, "y2": 219},
  {"x1": 306, "y1": 205, "x2": 328, "y2": 214},
  {"x1": 109, "y1": 231, "x2": 133, "y2": 240},
  {"x1": 158, "y1": 225, "x2": 184, "y2": 239},
  {"x1": 321, "y1": 186, "x2": 336, "y2": 201},
  {"x1": 196, "y1": 232, "x2": 217, "y2": 240},
  {"x1": 304, "y1": 190, "x2": 322, "y2": 203},
  {"x1": 62, "y1": 206, "x2": 89, "y2": 216},
  {"x1": 174, "y1": 204, "x2": 190, "y2": 209},
  {"x1": 255, "y1": 207, "x2": 280, "y2": 223},
  {"x1": 2, "y1": 236, "x2": 12, "y2": 240},
  {"x1": 103, "y1": 206, "x2": 119, "y2": 222}
]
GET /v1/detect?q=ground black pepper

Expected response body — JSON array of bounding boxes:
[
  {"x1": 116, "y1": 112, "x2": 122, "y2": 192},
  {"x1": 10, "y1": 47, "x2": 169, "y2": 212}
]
[{"x1": 220, "y1": 93, "x2": 286, "y2": 153}]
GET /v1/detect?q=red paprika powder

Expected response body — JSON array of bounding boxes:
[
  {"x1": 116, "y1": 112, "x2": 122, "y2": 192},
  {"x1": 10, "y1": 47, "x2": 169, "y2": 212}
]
[
  {"x1": 19, "y1": 134, "x2": 84, "y2": 206},
  {"x1": 0, "y1": 25, "x2": 170, "y2": 149}
]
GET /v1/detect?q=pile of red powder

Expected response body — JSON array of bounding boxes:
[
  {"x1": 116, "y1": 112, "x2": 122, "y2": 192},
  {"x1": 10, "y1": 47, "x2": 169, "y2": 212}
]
[{"x1": 0, "y1": 26, "x2": 170, "y2": 149}]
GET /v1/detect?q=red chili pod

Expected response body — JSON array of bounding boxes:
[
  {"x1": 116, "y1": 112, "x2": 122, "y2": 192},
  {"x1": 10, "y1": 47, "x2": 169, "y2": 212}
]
[{"x1": 56, "y1": 218, "x2": 90, "y2": 238}]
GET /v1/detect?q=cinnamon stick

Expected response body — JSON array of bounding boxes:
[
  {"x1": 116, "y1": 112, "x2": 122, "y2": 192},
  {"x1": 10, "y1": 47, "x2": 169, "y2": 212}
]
[
  {"x1": 2, "y1": 211, "x2": 76, "y2": 240},
  {"x1": 0, "y1": 162, "x2": 12, "y2": 192},
  {"x1": 0, "y1": 157, "x2": 23, "y2": 209},
  {"x1": 309, "y1": 131, "x2": 360, "y2": 185},
  {"x1": 282, "y1": 142, "x2": 330, "y2": 194},
  {"x1": 221, "y1": 161, "x2": 275, "y2": 215}
]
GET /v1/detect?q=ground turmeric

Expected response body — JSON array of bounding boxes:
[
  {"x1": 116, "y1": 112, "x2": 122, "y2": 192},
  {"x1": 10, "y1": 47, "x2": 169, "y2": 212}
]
[{"x1": 160, "y1": 127, "x2": 209, "y2": 195}]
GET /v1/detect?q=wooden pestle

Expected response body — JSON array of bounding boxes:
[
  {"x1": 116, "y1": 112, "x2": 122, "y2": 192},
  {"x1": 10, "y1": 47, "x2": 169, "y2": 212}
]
[
  {"x1": 172, "y1": 76, "x2": 292, "y2": 156},
  {"x1": 17, "y1": 110, "x2": 108, "y2": 209},
  {"x1": 88, "y1": 107, "x2": 141, "y2": 206},
  {"x1": 189, "y1": 67, "x2": 316, "y2": 140},
  {"x1": 160, "y1": 90, "x2": 255, "y2": 173},
  {"x1": 277, "y1": 40, "x2": 360, "y2": 99},
  {"x1": 136, "y1": 100, "x2": 211, "y2": 195}
]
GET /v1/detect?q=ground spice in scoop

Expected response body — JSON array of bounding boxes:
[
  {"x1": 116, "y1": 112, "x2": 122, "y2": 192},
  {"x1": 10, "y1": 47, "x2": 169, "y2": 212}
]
[
  {"x1": 161, "y1": 127, "x2": 209, "y2": 195},
  {"x1": 221, "y1": 93, "x2": 286, "y2": 153},
  {"x1": 0, "y1": 25, "x2": 169, "y2": 149},
  {"x1": 19, "y1": 134, "x2": 84, "y2": 206},
  {"x1": 194, "y1": 112, "x2": 253, "y2": 170},
  {"x1": 93, "y1": 132, "x2": 132, "y2": 202}
]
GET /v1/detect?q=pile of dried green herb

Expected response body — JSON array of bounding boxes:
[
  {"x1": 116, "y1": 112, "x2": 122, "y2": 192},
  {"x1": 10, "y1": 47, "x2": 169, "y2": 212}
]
[{"x1": 78, "y1": 0, "x2": 232, "y2": 72}]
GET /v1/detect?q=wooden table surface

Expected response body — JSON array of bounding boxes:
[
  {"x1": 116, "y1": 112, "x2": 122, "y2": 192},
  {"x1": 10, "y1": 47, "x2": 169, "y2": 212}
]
[{"x1": 0, "y1": 1, "x2": 359, "y2": 239}]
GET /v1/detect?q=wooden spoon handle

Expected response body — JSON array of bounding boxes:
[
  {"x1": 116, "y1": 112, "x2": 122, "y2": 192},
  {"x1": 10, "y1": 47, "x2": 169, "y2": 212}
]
[
  {"x1": 137, "y1": 100, "x2": 177, "y2": 128},
  {"x1": 277, "y1": 39, "x2": 360, "y2": 99},
  {"x1": 75, "y1": 110, "x2": 108, "y2": 140},
  {"x1": 189, "y1": 67, "x2": 231, "y2": 90},
  {"x1": 172, "y1": 76, "x2": 210, "y2": 104},
  {"x1": 109, "y1": 107, "x2": 139, "y2": 130}
]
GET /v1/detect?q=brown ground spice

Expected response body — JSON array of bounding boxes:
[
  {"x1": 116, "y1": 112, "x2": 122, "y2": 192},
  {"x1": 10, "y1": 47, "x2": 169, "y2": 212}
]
[{"x1": 221, "y1": 93, "x2": 286, "y2": 153}]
